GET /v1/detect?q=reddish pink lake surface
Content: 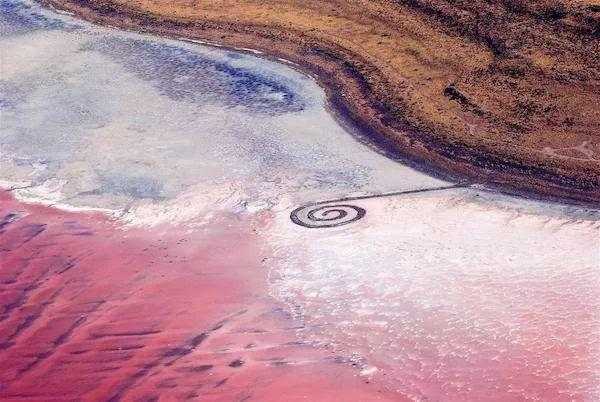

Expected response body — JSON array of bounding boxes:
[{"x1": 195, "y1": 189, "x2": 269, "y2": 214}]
[
  {"x1": 0, "y1": 190, "x2": 402, "y2": 401},
  {"x1": 2, "y1": 189, "x2": 599, "y2": 401}
]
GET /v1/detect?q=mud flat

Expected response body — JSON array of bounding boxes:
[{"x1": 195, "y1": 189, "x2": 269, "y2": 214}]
[{"x1": 40, "y1": 0, "x2": 600, "y2": 205}]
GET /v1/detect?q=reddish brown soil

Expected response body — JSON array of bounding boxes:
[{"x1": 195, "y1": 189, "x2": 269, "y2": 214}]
[
  {"x1": 0, "y1": 191, "x2": 400, "y2": 401},
  {"x1": 41, "y1": 0, "x2": 600, "y2": 205}
]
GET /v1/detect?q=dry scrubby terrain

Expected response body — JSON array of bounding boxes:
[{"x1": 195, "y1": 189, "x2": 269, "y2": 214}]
[{"x1": 45, "y1": 0, "x2": 600, "y2": 203}]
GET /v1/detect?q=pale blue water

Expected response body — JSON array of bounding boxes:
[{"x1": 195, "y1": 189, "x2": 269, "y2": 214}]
[{"x1": 0, "y1": 0, "x2": 447, "y2": 211}]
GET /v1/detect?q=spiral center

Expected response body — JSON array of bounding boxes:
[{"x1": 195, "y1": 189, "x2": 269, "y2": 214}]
[{"x1": 290, "y1": 203, "x2": 366, "y2": 228}]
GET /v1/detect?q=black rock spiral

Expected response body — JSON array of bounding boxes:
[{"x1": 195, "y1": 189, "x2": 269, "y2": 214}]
[
  {"x1": 290, "y1": 203, "x2": 366, "y2": 228},
  {"x1": 289, "y1": 184, "x2": 468, "y2": 228}
]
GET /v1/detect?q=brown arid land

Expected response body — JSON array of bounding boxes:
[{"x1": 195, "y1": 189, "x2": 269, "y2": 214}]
[{"x1": 43, "y1": 0, "x2": 600, "y2": 205}]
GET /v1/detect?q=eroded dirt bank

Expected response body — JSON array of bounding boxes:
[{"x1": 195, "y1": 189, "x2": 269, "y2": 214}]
[{"x1": 41, "y1": 0, "x2": 600, "y2": 205}]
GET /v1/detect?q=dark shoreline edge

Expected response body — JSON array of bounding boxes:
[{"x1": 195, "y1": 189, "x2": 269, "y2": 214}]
[{"x1": 38, "y1": 0, "x2": 600, "y2": 209}]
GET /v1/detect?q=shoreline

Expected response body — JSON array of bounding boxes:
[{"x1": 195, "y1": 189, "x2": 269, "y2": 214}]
[{"x1": 39, "y1": 0, "x2": 600, "y2": 207}]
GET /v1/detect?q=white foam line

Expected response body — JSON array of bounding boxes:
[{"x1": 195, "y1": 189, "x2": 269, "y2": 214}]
[
  {"x1": 176, "y1": 36, "x2": 299, "y2": 76},
  {"x1": 277, "y1": 57, "x2": 299, "y2": 67},
  {"x1": 178, "y1": 37, "x2": 223, "y2": 48},
  {"x1": 237, "y1": 47, "x2": 263, "y2": 55},
  {"x1": 178, "y1": 37, "x2": 300, "y2": 68},
  {"x1": 1, "y1": 180, "x2": 120, "y2": 217},
  {"x1": 44, "y1": 201, "x2": 119, "y2": 216},
  {"x1": 53, "y1": 8, "x2": 74, "y2": 16}
]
